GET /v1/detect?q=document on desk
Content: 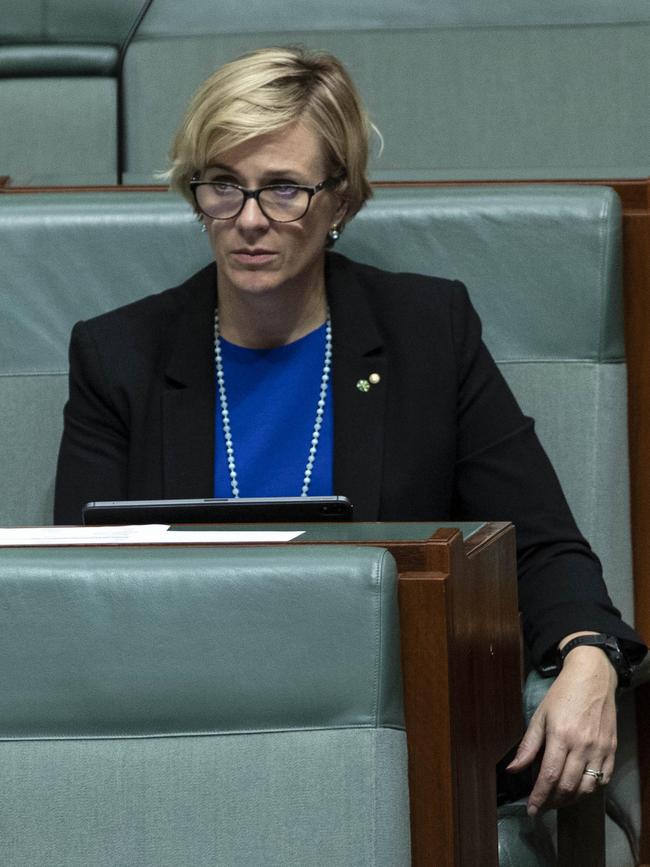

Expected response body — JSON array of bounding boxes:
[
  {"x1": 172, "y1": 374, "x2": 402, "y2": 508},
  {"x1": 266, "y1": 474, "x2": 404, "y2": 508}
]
[{"x1": 0, "y1": 526, "x2": 305, "y2": 546}]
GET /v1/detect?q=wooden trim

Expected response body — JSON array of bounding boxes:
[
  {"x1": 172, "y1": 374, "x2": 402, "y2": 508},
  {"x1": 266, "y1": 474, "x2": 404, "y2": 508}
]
[
  {"x1": 3, "y1": 175, "x2": 648, "y2": 203},
  {"x1": 619, "y1": 184, "x2": 650, "y2": 643},
  {"x1": 371, "y1": 177, "x2": 650, "y2": 211},
  {"x1": 0, "y1": 183, "x2": 168, "y2": 194}
]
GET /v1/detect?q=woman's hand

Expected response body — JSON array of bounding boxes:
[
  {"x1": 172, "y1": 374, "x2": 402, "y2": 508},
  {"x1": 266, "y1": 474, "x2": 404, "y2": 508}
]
[{"x1": 507, "y1": 637, "x2": 618, "y2": 816}]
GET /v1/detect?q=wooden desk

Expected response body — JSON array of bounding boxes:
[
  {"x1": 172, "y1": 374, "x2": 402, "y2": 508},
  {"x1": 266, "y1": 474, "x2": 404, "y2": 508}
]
[{"x1": 181, "y1": 520, "x2": 522, "y2": 866}]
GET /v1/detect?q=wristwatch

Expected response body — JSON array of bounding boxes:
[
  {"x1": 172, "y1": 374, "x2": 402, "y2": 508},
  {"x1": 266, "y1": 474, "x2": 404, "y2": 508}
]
[{"x1": 559, "y1": 633, "x2": 633, "y2": 688}]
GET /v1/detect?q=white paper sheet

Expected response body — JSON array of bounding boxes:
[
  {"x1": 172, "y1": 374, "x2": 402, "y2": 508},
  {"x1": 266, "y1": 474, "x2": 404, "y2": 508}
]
[{"x1": 0, "y1": 526, "x2": 305, "y2": 546}]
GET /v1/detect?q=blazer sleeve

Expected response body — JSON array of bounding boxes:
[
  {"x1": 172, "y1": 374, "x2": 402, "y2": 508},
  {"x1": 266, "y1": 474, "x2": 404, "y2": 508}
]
[
  {"x1": 53, "y1": 320, "x2": 130, "y2": 524},
  {"x1": 448, "y1": 283, "x2": 646, "y2": 669}
]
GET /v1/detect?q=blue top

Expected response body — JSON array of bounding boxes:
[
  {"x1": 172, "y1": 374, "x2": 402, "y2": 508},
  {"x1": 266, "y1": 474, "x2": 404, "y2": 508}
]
[{"x1": 214, "y1": 323, "x2": 333, "y2": 497}]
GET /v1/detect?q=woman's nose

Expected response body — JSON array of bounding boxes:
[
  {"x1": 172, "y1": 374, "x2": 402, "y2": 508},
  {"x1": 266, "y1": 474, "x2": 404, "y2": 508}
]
[{"x1": 236, "y1": 195, "x2": 269, "y2": 230}]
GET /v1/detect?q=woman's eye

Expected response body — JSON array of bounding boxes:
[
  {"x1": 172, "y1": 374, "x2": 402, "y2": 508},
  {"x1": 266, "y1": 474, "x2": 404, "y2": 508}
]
[
  {"x1": 212, "y1": 183, "x2": 237, "y2": 195},
  {"x1": 273, "y1": 185, "x2": 299, "y2": 198}
]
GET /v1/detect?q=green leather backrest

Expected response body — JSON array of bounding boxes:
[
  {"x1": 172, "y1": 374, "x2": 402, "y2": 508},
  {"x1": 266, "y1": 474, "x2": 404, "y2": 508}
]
[
  {"x1": 0, "y1": 545, "x2": 404, "y2": 736},
  {"x1": 0, "y1": 185, "x2": 633, "y2": 625},
  {"x1": 4, "y1": 2, "x2": 649, "y2": 183},
  {"x1": 0, "y1": 78, "x2": 118, "y2": 184},
  {"x1": 122, "y1": 3, "x2": 650, "y2": 181},
  {"x1": 132, "y1": 0, "x2": 650, "y2": 36},
  {"x1": 0, "y1": 544, "x2": 409, "y2": 867},
  {"x1": 0, "y1": 0, "x2": 147, "y2": 184},
  {"x1": 1, "y1": 0, "x2": 146, "y2": 43}
]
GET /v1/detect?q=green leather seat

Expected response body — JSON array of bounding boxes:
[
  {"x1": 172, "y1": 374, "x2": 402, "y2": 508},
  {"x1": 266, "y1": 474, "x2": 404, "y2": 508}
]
[
  {"x1": 0, "y1": 183, "x2": 639, "y2": 862},
  {"x1": 0, "y1": 0, "x2": 146, "y2": 184},
  {"x1": 0, "y1": 544, "x2": 409, "y2": 866},
  {"x1": 121, "y1": 1, "x2": 650, "y2": 182}
]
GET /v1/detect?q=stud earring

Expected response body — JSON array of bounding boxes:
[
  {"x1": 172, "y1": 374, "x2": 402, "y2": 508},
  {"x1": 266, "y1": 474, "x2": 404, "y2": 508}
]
[
  {"x1": 328, "y1": 225, "x2": 340, "y2": 243},
  {"x1": 200, "y1": 222, "x2": 207, "y2": 234}
]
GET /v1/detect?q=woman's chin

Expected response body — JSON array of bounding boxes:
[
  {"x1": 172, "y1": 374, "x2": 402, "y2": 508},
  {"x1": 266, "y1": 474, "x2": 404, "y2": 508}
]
[{"x1": 223, "y1": 275, "x2": 285, "y2": 299}]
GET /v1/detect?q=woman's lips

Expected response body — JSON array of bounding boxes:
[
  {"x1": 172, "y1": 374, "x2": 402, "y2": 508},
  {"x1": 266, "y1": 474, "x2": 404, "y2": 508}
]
[{"x1": 231, "y1": 249, "x2": 277, "y2": 265}]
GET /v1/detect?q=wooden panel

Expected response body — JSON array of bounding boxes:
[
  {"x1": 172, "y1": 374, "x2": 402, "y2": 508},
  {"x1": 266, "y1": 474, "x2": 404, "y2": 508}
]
[
  {"x1": 620, "y1": 181, "x2": 650, "y2": 642},
  {"x1": 399, "y1": 567, "x2": 457, "y2": 864},
  {"x1": 613, "y1": 178, "x2": 650, "y2": 867},
  {"x1": 399, "y1": 524, "x2": 521, "y2": 866},
  {"x1": 453, "y1": 524, "x2": 522, "y2": 864}
]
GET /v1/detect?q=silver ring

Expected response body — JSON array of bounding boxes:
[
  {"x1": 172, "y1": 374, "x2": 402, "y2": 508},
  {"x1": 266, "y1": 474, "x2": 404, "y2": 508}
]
[{"x1": 584, "y1": 768, "x2": 605, "y2": 783}]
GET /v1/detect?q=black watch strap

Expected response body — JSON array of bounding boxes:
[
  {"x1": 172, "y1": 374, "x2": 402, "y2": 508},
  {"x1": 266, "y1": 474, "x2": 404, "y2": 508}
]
[{"x1": 559, "y1": 633, "x2": 632, "y2": 687}]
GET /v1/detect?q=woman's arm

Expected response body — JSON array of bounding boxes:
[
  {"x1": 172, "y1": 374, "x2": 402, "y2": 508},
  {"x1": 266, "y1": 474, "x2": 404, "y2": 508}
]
[
  {"x1": 448, "y1": 282, "x2": 644, "y2": 662},
  {"x1": 53, "y1": 321, "x2": 130, "y2": 524},
  {"x1": 447, "y1": 284, "x2": 644, "y2": 810}
]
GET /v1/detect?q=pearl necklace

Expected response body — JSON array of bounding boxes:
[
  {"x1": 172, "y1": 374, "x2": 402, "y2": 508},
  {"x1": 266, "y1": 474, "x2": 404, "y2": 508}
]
[{"x1": 213, "y1": 308, "x2": 332, "y2": 497}]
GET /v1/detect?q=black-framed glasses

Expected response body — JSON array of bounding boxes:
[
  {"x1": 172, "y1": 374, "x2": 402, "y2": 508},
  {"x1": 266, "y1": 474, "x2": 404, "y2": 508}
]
[{"x1": 189, "y1": 176, "x2": 339, "y2": 223}]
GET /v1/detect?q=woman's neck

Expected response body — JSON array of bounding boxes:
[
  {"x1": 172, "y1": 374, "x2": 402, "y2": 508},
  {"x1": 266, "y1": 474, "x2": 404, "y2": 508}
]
[{"x1": 216, "y1": 280, "x2": 328, "y2": 349}]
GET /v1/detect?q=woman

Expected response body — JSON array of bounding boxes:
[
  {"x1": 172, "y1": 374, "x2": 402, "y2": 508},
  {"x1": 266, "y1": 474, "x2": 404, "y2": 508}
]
[{"x1": 54, "y1": 47, "x2": 645, "y2": 815}]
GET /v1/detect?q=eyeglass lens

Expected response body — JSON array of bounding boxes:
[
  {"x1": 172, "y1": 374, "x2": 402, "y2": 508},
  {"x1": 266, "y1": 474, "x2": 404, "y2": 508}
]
[{"x1": 195, "y1": 184, "x2": 311, "y2": 222}]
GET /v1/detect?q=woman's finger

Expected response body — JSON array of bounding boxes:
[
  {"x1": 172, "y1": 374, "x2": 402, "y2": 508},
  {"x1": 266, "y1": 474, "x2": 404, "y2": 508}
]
[{"x1": 526, "y1": 740, "x2": 568, "y2": 816}]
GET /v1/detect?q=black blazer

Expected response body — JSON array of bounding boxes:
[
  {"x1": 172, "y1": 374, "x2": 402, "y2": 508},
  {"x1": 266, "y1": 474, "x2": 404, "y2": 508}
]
[{"x1": 54, "y1": 252, "x2": 645, "y2": 666}]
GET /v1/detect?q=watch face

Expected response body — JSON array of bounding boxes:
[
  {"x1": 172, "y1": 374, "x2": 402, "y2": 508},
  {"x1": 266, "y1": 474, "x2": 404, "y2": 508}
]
[{"x1": 601, "y1": 637, "x2": 632, "y2": 686}]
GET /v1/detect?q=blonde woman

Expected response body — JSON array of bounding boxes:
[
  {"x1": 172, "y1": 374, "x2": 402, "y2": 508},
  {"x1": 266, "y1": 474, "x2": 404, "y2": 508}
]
[{"x1": 54, "y1": 47, "x2": 645, "y2": 816}]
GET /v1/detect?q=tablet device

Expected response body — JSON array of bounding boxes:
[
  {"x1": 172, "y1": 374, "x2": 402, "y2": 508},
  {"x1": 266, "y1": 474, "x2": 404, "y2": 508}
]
[{"x1": 82, "y1": 496, "x2": 354, "y2": 525}]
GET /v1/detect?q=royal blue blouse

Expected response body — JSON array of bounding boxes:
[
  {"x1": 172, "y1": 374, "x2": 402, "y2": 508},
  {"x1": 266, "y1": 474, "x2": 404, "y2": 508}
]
[{"x1": 213, "y1": 323, "x2": 333, "y2": 497}]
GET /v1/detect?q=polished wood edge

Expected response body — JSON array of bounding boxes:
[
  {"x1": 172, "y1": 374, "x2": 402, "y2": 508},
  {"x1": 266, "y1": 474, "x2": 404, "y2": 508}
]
[
  {"x1": 370, "y1": 178, "x2": 650, "y2": 210},
  {"x1": 429, "y1": 526, "x2": 461, "y2": 543},
  {"x1": 462, "y1": 521, "x2": 512, "y2": 556},
  {"x1": 398, "y1": 570, "x2": 448, "y2": 583},
  {"x1": 398, "y1": 562, "x2": 457, "y2": 865},
  {"x1": 0, "y1": 183, "x2": 170, "y2": 194},
  {"x1": 2, "y1": 177, "x2": 649, "y2": 208}
]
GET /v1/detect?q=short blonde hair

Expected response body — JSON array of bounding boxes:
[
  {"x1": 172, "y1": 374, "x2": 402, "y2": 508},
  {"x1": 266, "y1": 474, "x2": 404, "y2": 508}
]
[{"x1": 167, "y1": 46, "x2": 373, "y2": 224}]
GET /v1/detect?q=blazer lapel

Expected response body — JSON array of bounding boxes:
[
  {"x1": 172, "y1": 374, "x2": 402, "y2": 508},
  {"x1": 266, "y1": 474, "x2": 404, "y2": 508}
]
[
  {"x1": 328, "y1": 254, "x2": 387, "y2": 521},
  {"x1": 161, "y1": 265, "x2": 216, "y2": 498}
]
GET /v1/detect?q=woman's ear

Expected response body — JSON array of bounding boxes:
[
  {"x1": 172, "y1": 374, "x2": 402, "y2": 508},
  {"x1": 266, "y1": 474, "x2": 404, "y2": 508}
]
[{"x1": 333, "y1": 195, "x2": 349, "y2": 228}]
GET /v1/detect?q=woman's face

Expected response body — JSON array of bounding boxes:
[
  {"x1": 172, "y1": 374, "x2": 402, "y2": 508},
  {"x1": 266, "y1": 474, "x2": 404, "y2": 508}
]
[{"x1": 200, "y1": 121, "x2": 347, "y2": 302}]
